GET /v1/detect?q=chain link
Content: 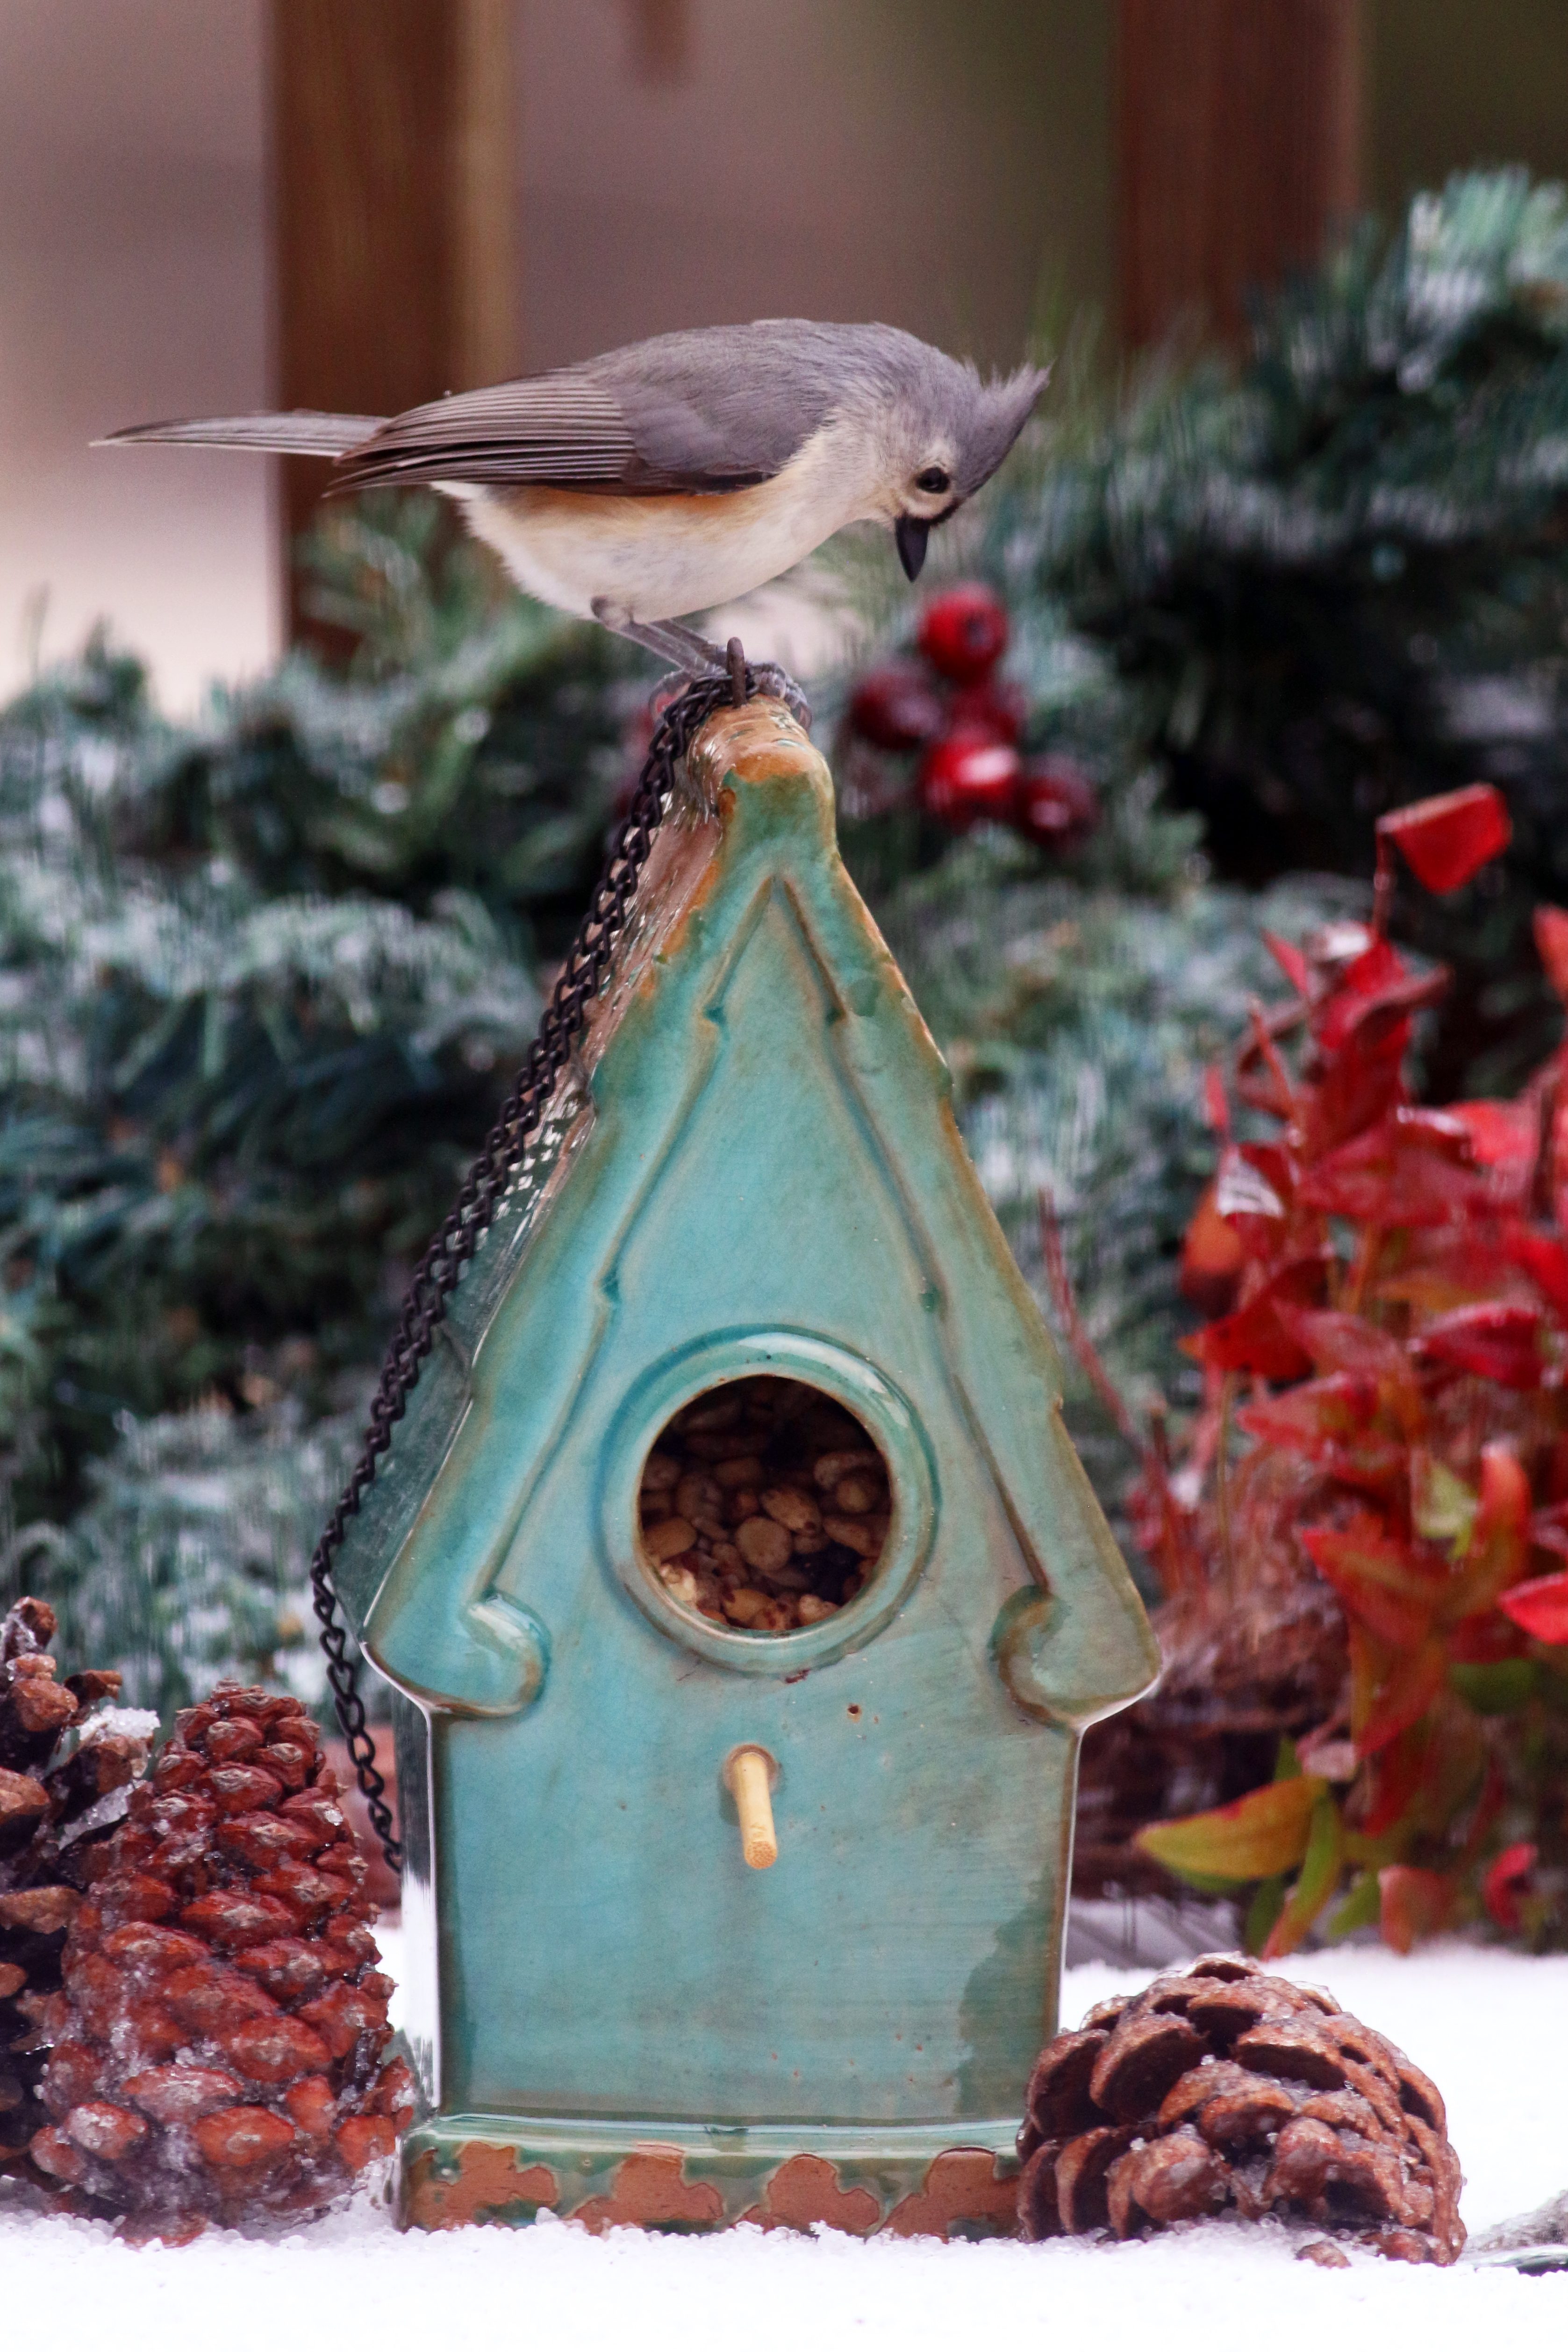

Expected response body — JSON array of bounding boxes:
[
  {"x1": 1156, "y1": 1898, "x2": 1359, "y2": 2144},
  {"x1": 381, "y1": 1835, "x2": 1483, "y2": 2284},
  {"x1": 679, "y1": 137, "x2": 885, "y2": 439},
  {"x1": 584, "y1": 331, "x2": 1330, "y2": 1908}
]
[{"x1": 310, "y1": 665, "x2": 753, "y2": 1869}]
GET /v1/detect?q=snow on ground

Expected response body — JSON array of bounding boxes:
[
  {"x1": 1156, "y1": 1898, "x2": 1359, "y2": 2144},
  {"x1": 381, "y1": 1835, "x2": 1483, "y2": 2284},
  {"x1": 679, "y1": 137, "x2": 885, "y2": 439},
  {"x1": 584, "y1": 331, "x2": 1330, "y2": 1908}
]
[{"x1": 7, "y1": 1933, "x2": 1567, "y2": 2352}]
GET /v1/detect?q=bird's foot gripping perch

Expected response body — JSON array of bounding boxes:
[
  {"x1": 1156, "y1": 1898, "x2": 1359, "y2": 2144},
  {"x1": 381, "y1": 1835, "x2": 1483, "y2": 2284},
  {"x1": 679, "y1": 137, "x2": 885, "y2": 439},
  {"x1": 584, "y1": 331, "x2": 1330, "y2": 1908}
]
[
  {"x1": 596, "y1": 605, "x2": 812, "y2": 729},
  {"x1": 662, "y1": 642, "x2": 812, "y2": 732}
]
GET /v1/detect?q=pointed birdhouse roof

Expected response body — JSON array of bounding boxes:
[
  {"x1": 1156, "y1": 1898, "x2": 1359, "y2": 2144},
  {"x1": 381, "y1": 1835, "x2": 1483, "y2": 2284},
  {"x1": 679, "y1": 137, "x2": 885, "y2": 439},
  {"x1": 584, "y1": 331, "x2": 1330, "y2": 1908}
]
[{"x1": 332, "y1": 701, "x2": 1156, "y2": 1721}]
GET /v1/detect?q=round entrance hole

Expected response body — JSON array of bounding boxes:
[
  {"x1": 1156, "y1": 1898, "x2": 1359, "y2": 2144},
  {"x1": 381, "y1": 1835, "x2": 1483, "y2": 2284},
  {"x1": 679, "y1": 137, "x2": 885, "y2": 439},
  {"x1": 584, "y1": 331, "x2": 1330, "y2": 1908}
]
[{"x1": 637, "y1": 1375, "x2": 893, "y2": 1634}]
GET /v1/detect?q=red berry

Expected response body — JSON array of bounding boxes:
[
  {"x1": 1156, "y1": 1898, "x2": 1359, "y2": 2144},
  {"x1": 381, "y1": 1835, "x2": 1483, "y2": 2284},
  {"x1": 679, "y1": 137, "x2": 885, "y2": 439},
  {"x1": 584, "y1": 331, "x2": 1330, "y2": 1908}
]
[
  {"x1": 848, "y1": 663, "x2": 945, "y2": 751},
  {"x1": 918, "y1": 729, "x2": 1022, "y2": 829},
  {"x1": 947, "y1": 678, "x2": 1028, "y2": 744},
  {"x1": 917, "y1": 584, "x2": 1009, "y2": 684},
  {"x1": 1014, "y1": 759, "x2": 1099, "y2": 851}
]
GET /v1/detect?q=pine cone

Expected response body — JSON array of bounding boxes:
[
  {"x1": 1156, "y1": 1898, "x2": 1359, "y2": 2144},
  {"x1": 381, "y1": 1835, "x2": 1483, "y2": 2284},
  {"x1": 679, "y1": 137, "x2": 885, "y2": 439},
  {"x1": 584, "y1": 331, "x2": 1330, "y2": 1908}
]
[
  {"x1": 27, "y1": 1680, "x2": 414, "y2": 2237},
  {"x1": 1018, "y1": 1953, "x2": 1463, "y2": 2265},
  {"x1": 1, "y1": 1596, "x2": 155, "y2": 2188}
]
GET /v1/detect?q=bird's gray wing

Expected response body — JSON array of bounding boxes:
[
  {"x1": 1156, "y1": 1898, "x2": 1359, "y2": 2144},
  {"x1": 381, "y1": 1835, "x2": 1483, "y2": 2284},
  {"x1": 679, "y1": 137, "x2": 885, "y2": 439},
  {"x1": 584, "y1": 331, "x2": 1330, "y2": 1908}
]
[
  {"x1": 336, "y1": 376, "x2": 648, "y2": 490},
  {"x1": 338, "y1": 321, "x2": 875, "y2": 493}
]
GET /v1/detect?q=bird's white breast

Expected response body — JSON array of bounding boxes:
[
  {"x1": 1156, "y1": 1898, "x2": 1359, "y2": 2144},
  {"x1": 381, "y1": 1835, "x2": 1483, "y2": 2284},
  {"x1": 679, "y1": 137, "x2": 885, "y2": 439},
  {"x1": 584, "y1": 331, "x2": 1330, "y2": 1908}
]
[{"x1": 445, "y1": 419, "x2": 882, "y2": 623}]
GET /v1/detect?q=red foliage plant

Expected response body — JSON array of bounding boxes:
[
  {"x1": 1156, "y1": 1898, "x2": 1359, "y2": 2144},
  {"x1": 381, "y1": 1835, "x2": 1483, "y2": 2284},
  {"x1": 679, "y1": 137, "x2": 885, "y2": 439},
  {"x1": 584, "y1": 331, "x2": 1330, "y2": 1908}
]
[{"x1": 1065, "y1": 784, "x2": 1568, "y2": 1953}]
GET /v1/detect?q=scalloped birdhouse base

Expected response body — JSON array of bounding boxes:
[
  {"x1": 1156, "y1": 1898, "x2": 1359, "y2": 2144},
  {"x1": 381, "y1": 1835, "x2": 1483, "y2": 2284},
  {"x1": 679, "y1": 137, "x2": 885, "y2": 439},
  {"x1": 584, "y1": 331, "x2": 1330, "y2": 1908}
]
[{"x1": 401, "y1": 2116, "x2": 1020, "y2": 2239}]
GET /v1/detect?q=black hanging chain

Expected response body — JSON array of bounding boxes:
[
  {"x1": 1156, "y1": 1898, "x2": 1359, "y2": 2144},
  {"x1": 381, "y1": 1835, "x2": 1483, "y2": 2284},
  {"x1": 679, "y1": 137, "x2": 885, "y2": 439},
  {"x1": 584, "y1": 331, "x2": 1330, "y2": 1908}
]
[{"x1": 310, "y1": 655, "x2": 759, "y2": 1870}]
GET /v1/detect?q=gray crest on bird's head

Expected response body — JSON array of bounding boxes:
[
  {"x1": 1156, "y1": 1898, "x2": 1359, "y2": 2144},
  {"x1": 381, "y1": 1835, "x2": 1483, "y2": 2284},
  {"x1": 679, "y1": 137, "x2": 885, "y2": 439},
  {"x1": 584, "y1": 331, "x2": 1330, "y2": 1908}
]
[{"x1": 951, "y1": 362, "x2": 1050, "y2": 499}]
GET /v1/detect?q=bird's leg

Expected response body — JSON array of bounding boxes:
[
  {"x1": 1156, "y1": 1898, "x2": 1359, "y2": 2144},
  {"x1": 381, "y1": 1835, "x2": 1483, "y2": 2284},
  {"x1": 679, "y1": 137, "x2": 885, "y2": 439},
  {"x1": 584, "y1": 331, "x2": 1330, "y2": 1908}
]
[
  {"x1": 637, "y1": 615, "x2": 730, "y2": 670},
  {"x1": 658, "y1": 621, "x2": 813, "y2": 727},
  {"x1": 592, "y1": 602, "x2": 811, "y2": 727},
  {"x1": 595, "y1": 609, "x2": 725, "y2": 672}
]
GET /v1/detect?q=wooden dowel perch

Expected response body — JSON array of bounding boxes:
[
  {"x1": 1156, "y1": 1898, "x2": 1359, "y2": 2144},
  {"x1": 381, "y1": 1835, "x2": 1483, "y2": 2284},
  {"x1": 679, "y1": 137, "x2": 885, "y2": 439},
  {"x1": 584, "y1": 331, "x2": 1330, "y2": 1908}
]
[{"x1": 725, "y1": 1745, "x2": 778, "y2": 1870}]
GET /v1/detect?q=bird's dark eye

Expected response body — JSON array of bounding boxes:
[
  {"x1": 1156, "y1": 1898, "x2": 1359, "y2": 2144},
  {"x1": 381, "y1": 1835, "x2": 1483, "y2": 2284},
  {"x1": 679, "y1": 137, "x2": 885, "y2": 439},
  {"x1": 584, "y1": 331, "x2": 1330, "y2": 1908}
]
[{"x1": 915, "y1": 466, "x2": 951, "y2": 495}]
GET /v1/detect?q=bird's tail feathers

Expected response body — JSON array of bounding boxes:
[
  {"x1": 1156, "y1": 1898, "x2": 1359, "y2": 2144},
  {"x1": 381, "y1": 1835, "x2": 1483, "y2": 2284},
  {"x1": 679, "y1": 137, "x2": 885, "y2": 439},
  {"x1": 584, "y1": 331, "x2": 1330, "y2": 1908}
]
[{"x1": 94, "y1": 411, "x2": 387, "y2": 458}]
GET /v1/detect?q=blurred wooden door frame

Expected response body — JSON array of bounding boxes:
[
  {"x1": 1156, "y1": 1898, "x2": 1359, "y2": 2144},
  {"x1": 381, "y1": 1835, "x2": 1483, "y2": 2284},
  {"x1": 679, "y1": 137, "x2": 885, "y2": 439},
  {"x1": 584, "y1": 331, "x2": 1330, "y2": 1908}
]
[
  {"x1": 269, "y1": 0, "x2": 517, "y2": 636},
  {"x1": 1117, "y1": 0, "x2": 1363, "y2": 348}
]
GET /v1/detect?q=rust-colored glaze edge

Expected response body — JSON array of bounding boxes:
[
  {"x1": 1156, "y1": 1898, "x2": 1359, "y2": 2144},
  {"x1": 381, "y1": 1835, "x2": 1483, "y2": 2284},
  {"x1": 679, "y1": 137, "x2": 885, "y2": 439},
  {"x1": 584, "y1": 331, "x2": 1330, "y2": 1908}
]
[
  {"x1": 589, "y1": 695, "x2": 825, "y2": 1050},
  {"x1": 403, "y1": 2143, "x2": 561, "y2": 2230},
  {"x1": 401, "y1": 2134, "x2": 1020, "y2": 2239},
  {"x1": 576, "y1": 697, "x2": 823, "y2": 1131},
  {"x1": 686, "y1": 697, "x2": 822, "y2": 795},
  {"x1": 577, "y1": 799, "x2": 723, "y2": 1079},
  {"x1": 881, "y1": 2146, "x2": 1022, "y2": 2238}
]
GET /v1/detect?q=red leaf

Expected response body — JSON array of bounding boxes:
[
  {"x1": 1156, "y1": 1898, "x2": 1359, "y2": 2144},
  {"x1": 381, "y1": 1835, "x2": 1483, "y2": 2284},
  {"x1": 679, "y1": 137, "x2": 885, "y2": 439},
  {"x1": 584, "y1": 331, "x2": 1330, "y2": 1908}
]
[
  {"x1": 1179, "y1": 1181, "x2": 1245, "y2": 1314},
  {"x1": 1236, "y1": 1373, "x2": 1379, "y2": 1447},
  {"x1": 1482, "y1": 1842, "x2": 1538, "y2": 1935},
  {"x1": 1183, "y1": 1256, "x2": 1326, "y2": 1380},
  {"x1": 1350, "y1": 1624, "x2": 1447, "y2": 1756},
  {"x1": 1378, "y1": 1865, "x2": 1454, "y2": 1954},
  {"x1": 1312, "y1": 936, "x2": 1412, "y2": 1053},
  {"x1": 1213, "y1": 1144, "x2": 1290, "y2": 1253},
  {"x1": 1202, "y1": 1065, "x2": 1231, "y2": 1137},
  {"x1": 1303, "y1": 1519, "x2": 1436, "y2": 1651},
  {"x1": 1239, "y1": 1140, "x2": 1294, "y2": 1196},
  {"x1": 1297, "y1": 964, "x2": 1449, "y2": 1162},
  {"x1": 1236, "y1": 1378, "x2": 1404, "y2": 1497},
  {"x1": 1375, "y1": 1226, "x2": 1519, "y2": 1319},
  {"x1": 1448, "y1": 1606, "x2": 1531, "y2": 1666},
  {"x1": 1447, "y1": 1444, "x2": 1531, "y2": 1618},
  {"x1": 1300, "y1": 1042, "x2": 1410, "y2": 1161},
  {"x1": 1480, "y1": 1439, "x2": 1531, "y2": 1533},
  {"x1": 1534, "y1": 906, "x2": 1568, "y2": 1003},
  {"x1": 1504, "y1": 1223, "x2": 1568, "y2": 1319},
  {"x1": 1448, "y1": 1098, "x2": 1537, "y2": 1176},
  {"x1": 1297, "y1": 1109, "x2": 1487, "y2": 1229},
  {"x1": 1280, "y1": 1309, "x2": 1412, "y2": 1388},
  {"x1": 1498, "y1": 1567, "x2": 1568, "y2": 1644},
  {"x1": 1356, "y1": 1722, "x2": 1428, "y2": 1838},
  {"x1": 1332, "y1": 972, "x2": 1453, "y2": 1056},
  {"x1": 1377, "y1": 784, "x2": 1511, "y2": 894},
  {"x1": 1419, "y1": 1302, "x2": 1546, "y2": 1390},
  {"x1": 1263, "y1": 930, "x2": 1310, "y2": 997}
]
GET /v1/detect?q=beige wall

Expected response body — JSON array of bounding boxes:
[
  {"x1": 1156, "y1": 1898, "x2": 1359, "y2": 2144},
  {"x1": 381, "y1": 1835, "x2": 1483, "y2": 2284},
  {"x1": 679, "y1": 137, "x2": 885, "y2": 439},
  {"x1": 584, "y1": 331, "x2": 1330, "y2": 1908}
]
[
  {"x1": 0, "y1": 0, "x2": 271, "y2": 709},
  {"x1": 0, "y1": 1, "x2": 1564, "y2": 711},
  {"x1": 518, "y1": 0, "x2": 1112, "y2": 375}
]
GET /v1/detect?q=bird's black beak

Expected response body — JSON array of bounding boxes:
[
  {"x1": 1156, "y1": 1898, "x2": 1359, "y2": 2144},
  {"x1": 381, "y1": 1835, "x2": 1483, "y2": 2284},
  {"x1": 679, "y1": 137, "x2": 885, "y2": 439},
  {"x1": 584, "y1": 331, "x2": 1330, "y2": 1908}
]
[{"x1": 895, "y1": 514, "x2": 930, "y2": 582}]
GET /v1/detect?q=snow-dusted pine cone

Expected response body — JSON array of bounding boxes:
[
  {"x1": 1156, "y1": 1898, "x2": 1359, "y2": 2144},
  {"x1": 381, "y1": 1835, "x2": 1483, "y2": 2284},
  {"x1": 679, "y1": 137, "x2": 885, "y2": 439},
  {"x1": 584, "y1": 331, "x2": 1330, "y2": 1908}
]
[
  {"x1": 1, "y1": 1596, "x2": 155, "y2": 2185},
  {"x1": 1018, "y1": 1954, "x2": 1463, "y2": 2265},
  {"x1": 28, "y1": 1681, "x2": 413, "y2": 2238}
]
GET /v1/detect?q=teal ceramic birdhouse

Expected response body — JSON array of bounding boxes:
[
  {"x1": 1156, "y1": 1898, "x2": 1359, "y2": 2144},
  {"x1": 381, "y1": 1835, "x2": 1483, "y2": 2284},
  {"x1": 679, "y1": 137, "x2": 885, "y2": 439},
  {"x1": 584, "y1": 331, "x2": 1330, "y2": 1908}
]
[{"x1": 332, "y1": 699, "x2": 1158, "y2": 2237}]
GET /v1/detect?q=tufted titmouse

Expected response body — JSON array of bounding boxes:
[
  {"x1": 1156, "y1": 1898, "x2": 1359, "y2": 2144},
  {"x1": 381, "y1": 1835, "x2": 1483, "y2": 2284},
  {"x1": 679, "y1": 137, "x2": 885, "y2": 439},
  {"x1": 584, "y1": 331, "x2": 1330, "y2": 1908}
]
[{"x1": 102, "y1": 319, "x2": 1046, "y2": 701}]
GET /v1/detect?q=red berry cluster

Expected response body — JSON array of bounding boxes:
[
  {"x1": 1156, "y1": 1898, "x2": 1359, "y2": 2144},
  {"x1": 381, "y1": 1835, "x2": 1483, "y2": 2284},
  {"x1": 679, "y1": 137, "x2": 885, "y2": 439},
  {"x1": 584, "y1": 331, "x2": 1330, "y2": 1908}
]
[{"x1": 845, "y1": 583, "x2": 1098, "y2": 851}]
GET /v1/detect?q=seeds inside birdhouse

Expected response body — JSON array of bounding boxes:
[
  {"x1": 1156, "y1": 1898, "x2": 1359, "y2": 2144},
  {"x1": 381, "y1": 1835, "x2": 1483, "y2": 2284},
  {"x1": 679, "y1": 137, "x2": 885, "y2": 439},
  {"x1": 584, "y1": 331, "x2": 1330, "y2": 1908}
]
[{"x1": 638, "y1": 1376, "x2": 893, "y2": 1632}]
